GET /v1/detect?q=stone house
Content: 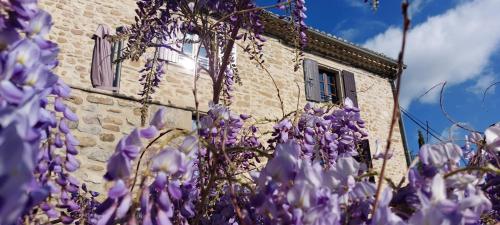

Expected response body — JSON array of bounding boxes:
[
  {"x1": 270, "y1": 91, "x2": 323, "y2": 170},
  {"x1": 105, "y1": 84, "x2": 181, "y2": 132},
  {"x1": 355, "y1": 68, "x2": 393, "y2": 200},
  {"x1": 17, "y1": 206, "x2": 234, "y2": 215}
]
[{"x1": 40, "y1": 0, "x2": 410, "y2": 192}]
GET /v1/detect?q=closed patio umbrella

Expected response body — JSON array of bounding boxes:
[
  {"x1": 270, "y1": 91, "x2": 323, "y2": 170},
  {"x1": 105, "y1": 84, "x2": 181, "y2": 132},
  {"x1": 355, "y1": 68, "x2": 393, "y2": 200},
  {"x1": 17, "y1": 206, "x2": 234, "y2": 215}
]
[{"x1": 91, "y1": 24, "x2": 115, "y2": 90}]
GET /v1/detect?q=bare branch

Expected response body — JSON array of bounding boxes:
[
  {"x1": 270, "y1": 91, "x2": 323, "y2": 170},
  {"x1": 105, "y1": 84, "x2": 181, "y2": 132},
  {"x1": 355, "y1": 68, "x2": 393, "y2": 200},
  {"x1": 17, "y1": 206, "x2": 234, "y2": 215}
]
[
  {"x1": 371, "y1": 0, "x2": 411, "y2": 216},
  {"x1": 438, "y1": 82, "x2": 480, "y2": 133},
  {"x1": 481, "y1": 81, "x2": 499, "y2": 106}
]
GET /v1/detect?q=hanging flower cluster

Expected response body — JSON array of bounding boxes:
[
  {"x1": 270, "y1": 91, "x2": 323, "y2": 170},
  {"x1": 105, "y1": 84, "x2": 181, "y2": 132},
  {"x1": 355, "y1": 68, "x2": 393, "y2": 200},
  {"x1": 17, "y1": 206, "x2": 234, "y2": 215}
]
[
  {"x1": 292, "y1": 0, "x2": 308, "y2": 48},
  {"x1": 138, "y1": 57, "x2": 165, "y2": 99},
  {"x1": 269, "y1": 98, "x2": 368, "y2": 167},
  {"x1": 0, "y1": 1, "x2": 92, "y2": 224},
  {"x1": 94, "y1": 100, "x2": 499, "y2": 225},
  {"x1": 2, "y1": 1, "x2": 500, "y2": 225}
]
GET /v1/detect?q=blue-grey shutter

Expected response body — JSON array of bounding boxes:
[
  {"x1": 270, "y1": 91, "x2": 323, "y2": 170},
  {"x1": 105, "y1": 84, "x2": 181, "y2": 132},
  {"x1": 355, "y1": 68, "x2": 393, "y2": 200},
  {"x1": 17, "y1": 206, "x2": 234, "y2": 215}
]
[
  {"x1": 303, "y1": 59, "x2": 321, "y2": 102},
  {"x1": 111, "y1": 26, "x2": 125, "y2": 92},
  {"x1": 342, "y1": 70, "x2": 358, "y2": 107}
]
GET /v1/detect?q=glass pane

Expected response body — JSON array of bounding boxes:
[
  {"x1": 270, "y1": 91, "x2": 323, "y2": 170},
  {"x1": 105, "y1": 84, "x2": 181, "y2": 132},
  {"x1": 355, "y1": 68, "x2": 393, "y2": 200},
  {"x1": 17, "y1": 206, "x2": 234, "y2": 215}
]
[
  {"x1": 327, "y1": 74, "x2": 334, "y2": 84},
  {"x1": 182, "y1": 43, "x2": 193, "y2": 56},
  {"x1": 198, "y1": 45, "x2": 208, "y2": 58},
  {"x1": 320, "y1": 84, "x2": 325, "y2": 100}
]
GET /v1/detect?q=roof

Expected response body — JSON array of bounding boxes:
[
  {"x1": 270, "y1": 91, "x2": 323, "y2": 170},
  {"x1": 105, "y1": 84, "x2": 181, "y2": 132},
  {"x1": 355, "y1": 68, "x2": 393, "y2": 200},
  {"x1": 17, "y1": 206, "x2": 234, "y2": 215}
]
[{"x1": 261, "y1": 12, "x2": 399, "y2": 78}]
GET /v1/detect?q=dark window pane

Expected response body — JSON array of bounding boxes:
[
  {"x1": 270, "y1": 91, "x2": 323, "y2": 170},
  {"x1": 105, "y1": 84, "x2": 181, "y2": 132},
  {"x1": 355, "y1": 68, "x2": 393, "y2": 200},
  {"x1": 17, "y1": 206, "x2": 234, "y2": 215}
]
[
  {"x1": 318, "y1": 73, "x2": 325, "y2": 100},
  {"x1": 328, "y1": 74, "x2": 334, "y2": 84},
  {"x1": 318, "y1": 68, "x2": 341, "y2": 103}
]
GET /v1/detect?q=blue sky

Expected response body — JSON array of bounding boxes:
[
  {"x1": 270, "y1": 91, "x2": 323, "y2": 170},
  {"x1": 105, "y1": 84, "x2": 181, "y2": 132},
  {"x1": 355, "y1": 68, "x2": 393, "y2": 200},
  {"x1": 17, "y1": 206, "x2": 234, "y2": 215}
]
[{"x1": 259, "y1": 0, "x2": 500, "y2": 157}]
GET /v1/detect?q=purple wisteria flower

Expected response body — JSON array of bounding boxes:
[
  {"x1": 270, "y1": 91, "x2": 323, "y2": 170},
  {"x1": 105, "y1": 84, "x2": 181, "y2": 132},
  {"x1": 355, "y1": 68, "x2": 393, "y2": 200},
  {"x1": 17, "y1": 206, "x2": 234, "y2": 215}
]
[
  {"x1": 485, "y1": 123, "x2": 500, "y2": 152},
  {"x1": 0, "y1": 0, "x2": 84, "y2": 223},
  {"x1": 2, "y1": 1, "x2": 499, "y2": 224}
]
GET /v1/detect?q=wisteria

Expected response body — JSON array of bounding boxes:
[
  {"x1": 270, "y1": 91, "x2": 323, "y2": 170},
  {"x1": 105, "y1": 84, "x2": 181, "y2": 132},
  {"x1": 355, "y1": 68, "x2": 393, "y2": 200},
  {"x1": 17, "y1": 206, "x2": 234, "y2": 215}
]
[
  {"x1": 138, "y1": 56, "x2": 165, "y2": 125},
  {"x1": 0, "y1": 0, "x2": 92, "y2": 224},
  {"x1": 94, "y1": 101, "x2": 499, "y2": 224},
  {"x1": 1, "y1": 0, "x2": 500, "y2": 225},
  {"x1": 125, "y1": 0, "x2": 306, "y2": 107}
]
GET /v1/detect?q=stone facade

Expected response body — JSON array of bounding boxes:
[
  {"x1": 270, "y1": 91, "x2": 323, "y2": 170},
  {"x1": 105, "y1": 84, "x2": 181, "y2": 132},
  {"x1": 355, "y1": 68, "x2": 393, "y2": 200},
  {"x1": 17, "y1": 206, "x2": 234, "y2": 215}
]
[{"x1": 40, "y1": 0, "x2": 408, "y2": 192}]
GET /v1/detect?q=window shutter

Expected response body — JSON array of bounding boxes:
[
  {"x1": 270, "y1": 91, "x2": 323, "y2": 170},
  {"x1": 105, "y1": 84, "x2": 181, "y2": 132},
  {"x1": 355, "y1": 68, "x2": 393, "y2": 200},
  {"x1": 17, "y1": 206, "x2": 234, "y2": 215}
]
[
  {"x1": 303, "y1": 59, "x2": 321, "y2": 102},
  {"x1": 355, "y1": 139, "x2": 375, "y2": 183},
  {"x1": 342, "y1": 70, "x2": 358, "y2": 107},
  {"x1": 111, "y1": 39, "x2": 123, "y2": 92}
]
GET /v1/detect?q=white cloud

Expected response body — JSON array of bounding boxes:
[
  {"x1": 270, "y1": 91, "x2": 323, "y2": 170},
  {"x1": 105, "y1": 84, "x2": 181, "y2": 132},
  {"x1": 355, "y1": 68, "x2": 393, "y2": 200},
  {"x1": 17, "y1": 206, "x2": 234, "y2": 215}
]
[
  {"x1": 466, "y1": 73, "x2": 497, "y2": 96},
  {"x1": 363, "y1": 0, "x2": 500, "y2": 108},
  {"x1": 408, "y1": 0, "x2": 433, "y2": 17},
  {"x1": 343, "y1": 0, "x2": 368, "y2": 8},
  {"x1": 339, "y1": 28, "x2": 360, "y2": 40},
  {"x1": 335, "y1": 20, "x2": 387, "y2": 43}
]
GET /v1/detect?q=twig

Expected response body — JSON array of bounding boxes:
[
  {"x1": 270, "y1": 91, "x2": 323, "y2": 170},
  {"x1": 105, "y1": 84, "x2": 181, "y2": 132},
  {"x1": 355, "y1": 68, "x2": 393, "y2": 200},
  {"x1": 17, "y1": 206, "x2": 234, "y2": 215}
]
[
  {"x1": 371, "y1": 0, "x2": 410, "y2": 217},
  {"x1": 481, "y1": 81, "x2": 499, "y2": 106},
  {"x1": 210, "y1": 1, "x2": 292, "y2": 29},
  {"x1": 438, "y1": 82, "x2": 479, "y2": 133},
  {"x1": 444, "y1": 165, "x2": 500, "y2": 178},
  {"x1": 139, "y1": 46, "x2": 160, "y2": 126},
  {"x1": 293, "y1": 81, "x2": 301, "y2": 124},
  {"x1": 234, "y1": 41, "x2": 286, "y2": 118},
  {"x1": 130, "y1": 128, "x2": 185, "y2": 191},
  {"x1": 220, "y1": 127, "x2": 247, "y2": 225},
  {"x1": 355, "y1": 82, "x2": 376, "y2": 93},
  {"x1": 416, "y1": 81, "x2": 445, "y2": 101}
]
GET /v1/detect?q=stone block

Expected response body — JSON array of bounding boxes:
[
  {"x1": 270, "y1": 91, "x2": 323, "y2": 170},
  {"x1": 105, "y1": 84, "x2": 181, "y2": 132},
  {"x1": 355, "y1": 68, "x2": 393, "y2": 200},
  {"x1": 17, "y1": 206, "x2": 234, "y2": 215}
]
[
  {"x1": 67, "y1": 95, "x2": 83, "y2": 105},
  {"x1": 82, "y1": 115, "x2": 99, "y2": 125},
  {"x1": 82, "y1": 171, "x2": 104, "y2": 185},
  {"x1": 102, "y1": 124, "x2": 120, "y2": 132},
  {"x1": 126, "y1": 116, "x2": 140, "y2": 126},
  {"x1": 133, "y1": 107, "x2": 143, "y2": 116},
  {"x1": 86, "y1": 95, "x2": 114, "y2": 105},
  {"x1": 107, "y1": 108, "x2": 122, "y2": 113},
  {"x1": 82, "y1": 105, "x2": 97, "y2": 112},
  {"x1": 68, "y1": 120, "x2": 78, "y2": 129},
  {"x1": 86, "y1": 147, "x2": 112, "y2": 162},
  {"x1": 99, "y1": 115, "x2": 123, "y2": 125},
  {"x1": 77, "y1": 136, "x2": 97, "y2": 147},
  {"x1": 77, "y1": 125, "x2": 101, "y2": 135},
  {"x1": 87, "y1": 164, "x2": 104, "y2": 172},
  {"x1": 99, "y1": 133, "x2": 115, "y2": 142},
  {"x1": 117, "y1": 100, "x2": 135, "y2": 107}
]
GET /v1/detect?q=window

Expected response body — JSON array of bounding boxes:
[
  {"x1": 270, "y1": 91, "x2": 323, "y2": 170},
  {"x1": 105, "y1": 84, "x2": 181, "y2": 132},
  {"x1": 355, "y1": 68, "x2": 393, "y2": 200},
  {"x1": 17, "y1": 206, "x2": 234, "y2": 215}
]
[
  {"x1": 303, "y1": 58, "x2": 358, "y2": 107},
  {"x1": 181, "y1": 34, "x2": 195, "y2": 56},
  {"x1": 158, "y1": 33, "x2": 210, "y2": 70},
  {"x1": 318, "y1": 69, "x2": 340, "y2": 102}
]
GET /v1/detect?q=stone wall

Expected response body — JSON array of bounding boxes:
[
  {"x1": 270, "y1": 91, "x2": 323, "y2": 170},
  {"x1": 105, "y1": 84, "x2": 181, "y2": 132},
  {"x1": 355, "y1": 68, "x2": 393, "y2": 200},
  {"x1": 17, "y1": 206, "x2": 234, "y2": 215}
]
[
  {"x1": 64, "y1": 87, "x2": 192, "y2": 193},
  {"x1": 40, "y1": 0, "x2": 408, "y2": 187}
]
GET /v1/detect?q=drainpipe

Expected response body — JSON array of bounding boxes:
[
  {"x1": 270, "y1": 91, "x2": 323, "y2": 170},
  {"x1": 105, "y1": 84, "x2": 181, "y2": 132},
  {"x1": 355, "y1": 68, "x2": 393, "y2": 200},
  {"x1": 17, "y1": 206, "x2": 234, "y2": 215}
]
[{"x1": 390, "y1": 78, "x2": 411, "y2": 167}]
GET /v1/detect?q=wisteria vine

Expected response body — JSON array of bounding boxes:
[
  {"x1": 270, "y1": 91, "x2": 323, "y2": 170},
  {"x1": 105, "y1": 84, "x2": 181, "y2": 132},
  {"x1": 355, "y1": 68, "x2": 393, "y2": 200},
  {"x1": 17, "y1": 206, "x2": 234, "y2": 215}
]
[
  {"x1": 1, "y1": 0, "x2": 499, "y2": 225},
  {"x1": 0, "y1": 1, "x2": 96, "y2": 224}
]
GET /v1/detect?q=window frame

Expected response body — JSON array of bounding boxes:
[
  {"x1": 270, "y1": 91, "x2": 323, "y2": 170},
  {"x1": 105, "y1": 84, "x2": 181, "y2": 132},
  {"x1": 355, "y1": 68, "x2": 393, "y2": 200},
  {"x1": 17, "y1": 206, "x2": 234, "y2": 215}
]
[
  {"x1": 178, "y1": 33, "x2": 210, "y2": 69},
  {"x1": 317, "y1": 66, "x2": 343, "y2": 104}
]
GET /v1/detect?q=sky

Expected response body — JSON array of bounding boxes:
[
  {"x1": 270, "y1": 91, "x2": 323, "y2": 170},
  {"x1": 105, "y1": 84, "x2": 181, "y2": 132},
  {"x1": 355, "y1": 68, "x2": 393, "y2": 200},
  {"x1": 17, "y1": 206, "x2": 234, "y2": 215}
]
[{"x1": 258, "y1": 0, "x2": 500, "y2": 157}]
